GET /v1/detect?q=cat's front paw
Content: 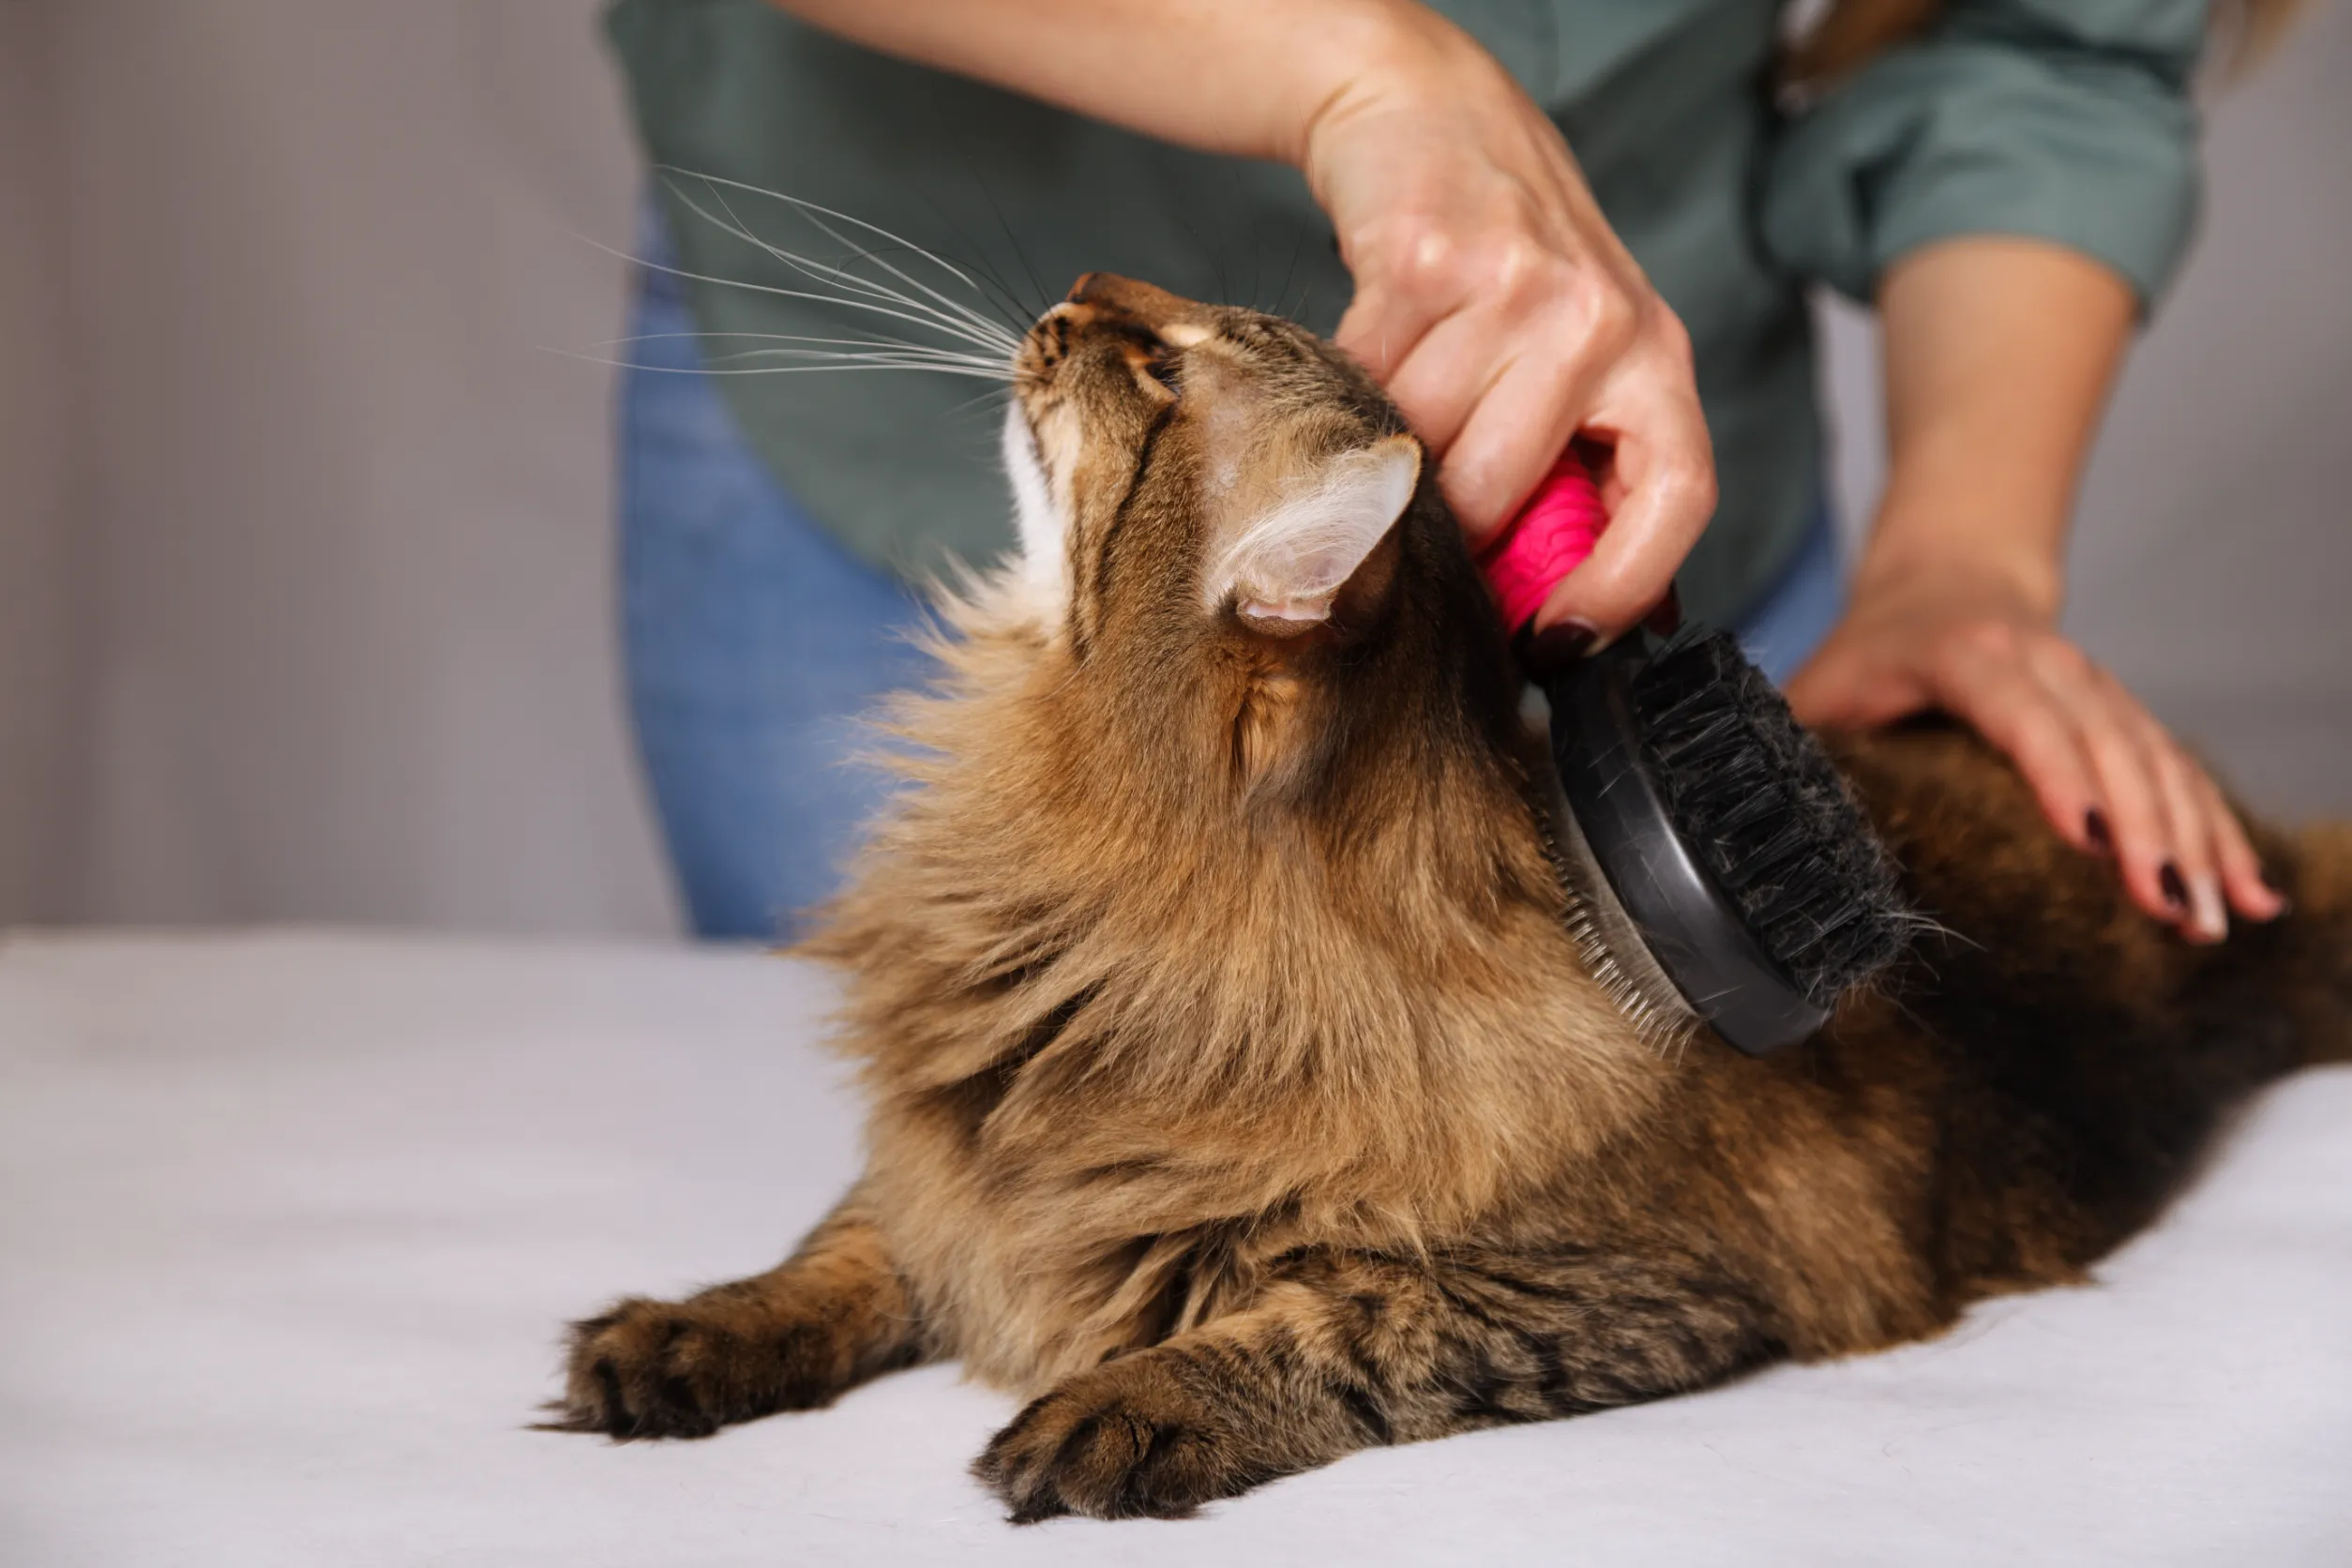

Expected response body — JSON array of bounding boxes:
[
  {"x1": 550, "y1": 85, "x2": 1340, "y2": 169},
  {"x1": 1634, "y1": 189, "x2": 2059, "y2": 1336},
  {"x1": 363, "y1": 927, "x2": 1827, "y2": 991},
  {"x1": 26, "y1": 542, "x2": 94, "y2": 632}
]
[
  {"x1": 546, "y1": 1294, "x2": 837, "y2": 1440},
  {"x1": 972, "y1": 1349, "x2": 1267, "y2": 1522}
]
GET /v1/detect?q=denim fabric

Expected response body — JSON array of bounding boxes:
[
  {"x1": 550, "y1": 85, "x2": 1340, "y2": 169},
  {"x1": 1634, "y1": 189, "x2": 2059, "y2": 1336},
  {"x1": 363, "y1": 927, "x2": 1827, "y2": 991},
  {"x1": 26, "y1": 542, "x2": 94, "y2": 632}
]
[
  {"x1": 619, "y1": 246, "x2": 1845, "y2": 939},
  {"x1": 1734, "y1": 502, "x2": 1847, "y2": 686}
]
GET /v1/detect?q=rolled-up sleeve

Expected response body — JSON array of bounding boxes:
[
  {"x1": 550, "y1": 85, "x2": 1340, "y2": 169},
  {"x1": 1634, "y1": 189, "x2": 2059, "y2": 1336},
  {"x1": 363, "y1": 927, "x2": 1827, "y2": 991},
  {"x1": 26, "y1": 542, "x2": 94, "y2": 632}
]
[{"x1": 1762, "y1": 0, "x2": 2209, "y2": 309}]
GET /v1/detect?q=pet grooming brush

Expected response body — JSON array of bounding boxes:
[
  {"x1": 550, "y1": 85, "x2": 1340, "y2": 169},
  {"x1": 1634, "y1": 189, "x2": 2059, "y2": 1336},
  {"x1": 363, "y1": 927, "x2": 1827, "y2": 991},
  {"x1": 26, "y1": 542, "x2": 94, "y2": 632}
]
[{"x1": 1481, "y1": 453, "x2": 1912, "y2": 1055}]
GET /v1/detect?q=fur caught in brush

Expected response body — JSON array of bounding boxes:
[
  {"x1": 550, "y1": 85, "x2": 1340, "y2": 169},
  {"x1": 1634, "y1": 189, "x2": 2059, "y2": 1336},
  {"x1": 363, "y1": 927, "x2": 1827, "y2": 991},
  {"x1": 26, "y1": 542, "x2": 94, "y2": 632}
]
[{"x1": 548, "y1": 274, "x2": 2352, "y2": 1521}]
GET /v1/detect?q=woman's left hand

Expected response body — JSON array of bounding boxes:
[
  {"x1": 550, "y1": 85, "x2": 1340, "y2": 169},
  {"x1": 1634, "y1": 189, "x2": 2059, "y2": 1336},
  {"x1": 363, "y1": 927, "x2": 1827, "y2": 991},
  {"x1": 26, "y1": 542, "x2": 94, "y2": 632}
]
[{"x1": 1786, "y1": 557, "x2": 2286, "y2": 942}]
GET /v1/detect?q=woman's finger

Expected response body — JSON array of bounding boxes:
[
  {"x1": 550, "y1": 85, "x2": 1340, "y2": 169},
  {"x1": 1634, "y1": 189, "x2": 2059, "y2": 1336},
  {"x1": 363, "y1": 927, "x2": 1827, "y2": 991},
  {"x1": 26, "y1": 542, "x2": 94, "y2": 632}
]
[
  {"x1": 2046, "y1": 645, "x2": 2280, "y2": 934},
  {"x1": 1334, "y1": 291, "x2": 1438, "y2": 393},
  {"x1": 1335, "y1": 205, "x2": 1542, "y2": 385},
  {"x1": 1417, "y1": 324, "x2": 1624, "y2": 546},
  {"x1": 2189, "y1": 762, "x2": 2288, "y2": 920},
  {"x1": 1528, "y1": 356, "x2": 1715, "y2": 639},
  {"x1": 2015, "y1": 636, "x2": 2184, "y2": 923},
  {"x1": 2132, "y1": 712, "x2": 2229, "y2": 942},
  {"x1": 1332, "y1": 209, "x2": 1471, "y2": 381},
  {"x1": 1931, "y1": 624, "x2": 2107, "y2": 855},
  {"x1": 1376, "y1": 302, "x2": 1526, "y2": 463}
]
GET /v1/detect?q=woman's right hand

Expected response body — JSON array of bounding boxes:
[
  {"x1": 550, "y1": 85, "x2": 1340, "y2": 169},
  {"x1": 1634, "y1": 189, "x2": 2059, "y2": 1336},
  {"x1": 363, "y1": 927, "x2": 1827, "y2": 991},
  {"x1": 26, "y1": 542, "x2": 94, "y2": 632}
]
[{"x1": 1303, "y1": 11, "x2": 1717, "y2": 643}]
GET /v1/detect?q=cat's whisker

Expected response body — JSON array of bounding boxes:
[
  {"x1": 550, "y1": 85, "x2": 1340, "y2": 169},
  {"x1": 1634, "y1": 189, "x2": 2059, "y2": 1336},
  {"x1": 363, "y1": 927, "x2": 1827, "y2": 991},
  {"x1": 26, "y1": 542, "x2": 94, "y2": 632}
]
[
  {"x1": 705, "y1": 347, "x2": 1013, "y2": 376},
  {"x1": 752, "y1": 192, "x2": 1028, "y2": 351},
  {"x1": 591, "y1": 329, "x2": 1007, "y2": 369},
  {"x1": 910, "y1": 189, "x2": 1041, "y2": 335},
  {"x1": 962, "y1": 161, "x2": 1051, "y2": 317},
  {"x1": 662, "y1": 173, "x2": 1023, "y2": 354},
  {"x1": 580, "y1": 232, "x2": 1020, "y2": 359},
  {"x1": 662, "y1": 166, "x2": 1022, "y2": 331},
  {"x1": 560, "y1": 353, "x2": 1015, "y2": 382},
  {"x1": 651, "y1": 189, "x2": 1018, "y2": 358},
  {"x1": 677, "y1": 176, "x2": 1017, "y2": 350},
  {"x1": 695, "y1": 337, "x2": 1007, "y2": 369},
  {"x1": 938, "y1": 386, "x2": 1019, "y2": 430}
]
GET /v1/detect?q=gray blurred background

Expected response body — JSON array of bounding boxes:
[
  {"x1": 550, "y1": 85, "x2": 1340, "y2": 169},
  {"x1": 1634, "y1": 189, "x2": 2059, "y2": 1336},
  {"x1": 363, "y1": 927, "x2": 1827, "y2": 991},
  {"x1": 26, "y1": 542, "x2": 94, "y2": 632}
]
[{"x1": 0, "y1": 0, "x2": 2344, "y2": 937}]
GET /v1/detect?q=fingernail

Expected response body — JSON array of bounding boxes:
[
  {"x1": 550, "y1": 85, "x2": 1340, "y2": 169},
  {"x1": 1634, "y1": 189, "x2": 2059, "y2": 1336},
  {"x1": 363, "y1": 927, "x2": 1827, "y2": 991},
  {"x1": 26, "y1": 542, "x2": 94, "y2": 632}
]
[
  {"x1": 1520, "y1": 619, "x2": 1598, "y2": 676},
  {"x1": 2084, "y1": 809, "x2": 2112, "y2": 852},
  {"x1": 2260, "y1": 870, "x2": 2293, "y2": 918},
  {"x1": 2190, "y1": 873, "x2": 2228, "y2": 942},
  {"x1": 2159, "y1": 863, "x2": 2190, "y2": 912}
]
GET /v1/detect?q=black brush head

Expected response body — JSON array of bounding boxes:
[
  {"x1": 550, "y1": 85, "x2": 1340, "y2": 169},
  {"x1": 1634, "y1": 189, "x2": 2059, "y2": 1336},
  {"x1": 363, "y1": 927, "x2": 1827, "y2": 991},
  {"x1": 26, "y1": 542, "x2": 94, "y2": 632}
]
[{"x1": 1623, "y1": 630, "x2": 1911, "y2": 1010}]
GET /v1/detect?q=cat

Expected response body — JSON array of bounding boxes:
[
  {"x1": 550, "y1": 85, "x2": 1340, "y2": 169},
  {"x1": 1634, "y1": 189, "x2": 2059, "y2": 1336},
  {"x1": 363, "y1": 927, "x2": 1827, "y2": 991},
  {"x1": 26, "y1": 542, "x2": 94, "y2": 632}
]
[{"x1": 549, "y1": 274, "x2": 2352, "y2": 1521}]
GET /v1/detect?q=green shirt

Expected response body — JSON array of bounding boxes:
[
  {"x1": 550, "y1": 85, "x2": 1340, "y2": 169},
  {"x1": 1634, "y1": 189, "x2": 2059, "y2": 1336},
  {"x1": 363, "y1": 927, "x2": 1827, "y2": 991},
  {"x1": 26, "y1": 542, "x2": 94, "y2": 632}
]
[{"x1": 605, "y1": 0, "x2": 2205, "y2": 625}]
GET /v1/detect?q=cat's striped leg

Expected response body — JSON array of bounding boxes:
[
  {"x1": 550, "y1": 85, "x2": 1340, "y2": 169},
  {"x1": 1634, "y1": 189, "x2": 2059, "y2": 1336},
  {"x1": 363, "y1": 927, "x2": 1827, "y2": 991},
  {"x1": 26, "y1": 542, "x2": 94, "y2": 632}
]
[
  {"x1": 550, "y1": 1189, "x2": 926, "y2": 1439},
  {"x1": 972, "y1": 1243, "x2": 1772, "y2": 1520}
]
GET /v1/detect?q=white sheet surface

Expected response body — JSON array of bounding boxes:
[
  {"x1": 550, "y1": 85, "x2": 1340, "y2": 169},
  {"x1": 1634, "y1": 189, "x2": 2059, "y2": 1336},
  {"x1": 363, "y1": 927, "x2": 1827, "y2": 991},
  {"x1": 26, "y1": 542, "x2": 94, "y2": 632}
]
[{"x1": 2, "y1": 929, "x2": 2345, "y2": 1566}]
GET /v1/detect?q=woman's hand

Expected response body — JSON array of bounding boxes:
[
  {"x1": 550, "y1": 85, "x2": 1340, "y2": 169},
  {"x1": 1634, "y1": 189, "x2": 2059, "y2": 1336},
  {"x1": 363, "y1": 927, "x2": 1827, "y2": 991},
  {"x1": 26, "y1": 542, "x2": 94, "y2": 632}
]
[
  {"x1": 1303, "y1": 17, "x2": 1715, "y2": 642},
  {"x1": 1787, "y1": 551, "x2": 2285, "y2": 943},
  {"x1": 1802, "y1": 236, "x2": 2287, "y2": 942}
]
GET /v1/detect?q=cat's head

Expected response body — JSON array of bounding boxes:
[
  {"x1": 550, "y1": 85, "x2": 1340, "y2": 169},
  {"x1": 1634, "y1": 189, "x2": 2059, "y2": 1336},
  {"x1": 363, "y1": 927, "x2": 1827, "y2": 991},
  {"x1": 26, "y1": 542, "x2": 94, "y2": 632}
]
[
  {"x1": 995, "y1": 275, "x2": 1521, "y2": 804},
  {"x1": 1003, "y1": 274, "x2": 1453, "y2": 654}
]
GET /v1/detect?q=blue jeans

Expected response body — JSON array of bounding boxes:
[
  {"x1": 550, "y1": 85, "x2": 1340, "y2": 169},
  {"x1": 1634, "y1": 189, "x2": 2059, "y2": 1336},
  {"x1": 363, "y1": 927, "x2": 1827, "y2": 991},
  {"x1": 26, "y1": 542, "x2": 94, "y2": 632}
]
[{"x1": 620, "y1": 250, "x2": 1846, "y2": 940}]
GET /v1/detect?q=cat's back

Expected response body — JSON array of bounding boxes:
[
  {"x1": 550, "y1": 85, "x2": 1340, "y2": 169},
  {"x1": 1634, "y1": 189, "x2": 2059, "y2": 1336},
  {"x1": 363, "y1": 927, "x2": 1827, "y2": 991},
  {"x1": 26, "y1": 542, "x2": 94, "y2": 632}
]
[{"x1": 1815, "y1": 723, "x2": 2334, "y2": 1296}]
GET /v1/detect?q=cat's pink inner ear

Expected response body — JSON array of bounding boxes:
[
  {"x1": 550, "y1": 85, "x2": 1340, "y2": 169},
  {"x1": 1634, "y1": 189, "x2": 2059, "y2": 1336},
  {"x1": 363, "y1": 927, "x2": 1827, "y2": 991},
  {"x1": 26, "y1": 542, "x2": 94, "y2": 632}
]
[{"x1": 1214, "y1": 435, "x2": 1420, "y2": 624}]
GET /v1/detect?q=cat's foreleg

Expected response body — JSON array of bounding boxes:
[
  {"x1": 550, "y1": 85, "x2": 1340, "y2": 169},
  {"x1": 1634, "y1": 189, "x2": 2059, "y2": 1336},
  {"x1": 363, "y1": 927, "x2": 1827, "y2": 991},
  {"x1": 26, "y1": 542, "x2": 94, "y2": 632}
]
[
  {"x1": 550, "y1": 1188, "x2": 926, "y2": 1439},
  {"x1": 972, "y1": 1243, "x2": 1772, "y2": 1520}
]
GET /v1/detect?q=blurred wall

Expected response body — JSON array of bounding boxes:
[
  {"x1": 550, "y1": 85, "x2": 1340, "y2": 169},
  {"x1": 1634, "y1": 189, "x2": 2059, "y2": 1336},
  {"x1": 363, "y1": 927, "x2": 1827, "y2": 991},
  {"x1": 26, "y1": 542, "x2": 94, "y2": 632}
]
[
  {"x1": 0, "y1": 0, "x2": 81, "y2": 925},
  {"x1": 15, "y1": 0, "x2": 678, "y2": 933},
  {"x1": 0, "y1": 0, "x2": 2344, "y2": 936}
]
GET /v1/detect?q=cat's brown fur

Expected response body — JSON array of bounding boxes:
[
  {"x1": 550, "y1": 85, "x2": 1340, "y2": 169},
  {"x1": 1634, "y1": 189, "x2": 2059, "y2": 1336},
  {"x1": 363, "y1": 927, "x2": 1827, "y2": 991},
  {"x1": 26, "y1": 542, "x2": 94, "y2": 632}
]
[{"x1": 551, "y1": 277, "x2": 2351, "y2": 1521}]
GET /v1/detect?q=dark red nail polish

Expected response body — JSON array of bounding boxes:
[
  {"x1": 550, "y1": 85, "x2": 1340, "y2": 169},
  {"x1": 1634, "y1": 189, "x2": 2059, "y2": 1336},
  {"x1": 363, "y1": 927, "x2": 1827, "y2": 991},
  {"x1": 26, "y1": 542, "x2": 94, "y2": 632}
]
[
  {"x1": 2084, "y1": 809, "x2": 2112, "y2": 852},
  {"x1": 2160, "y1": 863, "x2": 2190, "y2": 911},
  {"x1": 1520, "y1": 620, "x2": 1598, "y2": 677}
]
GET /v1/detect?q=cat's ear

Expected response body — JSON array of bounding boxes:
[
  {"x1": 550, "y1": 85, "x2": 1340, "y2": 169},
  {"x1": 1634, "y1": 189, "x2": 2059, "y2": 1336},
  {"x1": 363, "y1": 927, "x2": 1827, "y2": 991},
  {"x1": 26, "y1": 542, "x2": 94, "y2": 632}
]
[{"x1": 1207, "y1": 434, "x2": 1421, "y2": 626}]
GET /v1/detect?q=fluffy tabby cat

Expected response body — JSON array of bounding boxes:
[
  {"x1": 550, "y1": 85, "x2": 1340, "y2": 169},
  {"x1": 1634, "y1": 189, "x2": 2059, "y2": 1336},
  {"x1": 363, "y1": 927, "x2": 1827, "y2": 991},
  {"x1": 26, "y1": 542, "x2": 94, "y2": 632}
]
[{"x1": 551, "y1": 275, "x2": 2351, "y2": 1521}]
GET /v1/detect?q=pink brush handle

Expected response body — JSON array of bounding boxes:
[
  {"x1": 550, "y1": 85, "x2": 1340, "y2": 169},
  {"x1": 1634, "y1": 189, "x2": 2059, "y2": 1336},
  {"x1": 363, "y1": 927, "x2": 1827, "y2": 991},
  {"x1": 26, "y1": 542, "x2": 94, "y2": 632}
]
[{"x1": 1480, "y1": 451, "x2": 1607, "y2": 634}]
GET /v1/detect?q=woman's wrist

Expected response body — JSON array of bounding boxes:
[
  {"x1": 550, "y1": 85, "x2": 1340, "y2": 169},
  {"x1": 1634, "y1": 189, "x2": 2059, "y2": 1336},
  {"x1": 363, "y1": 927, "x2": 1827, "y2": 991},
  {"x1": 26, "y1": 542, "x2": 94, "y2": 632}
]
[
  {"x1": 1852, "y1": 494, "x2": 2067, "y2": 627},
  {"x1": 1293, "y1": 4, "x2": 1509, "y2": 172},
  {"x1": 1854, "y1": 238, "x2": 2133, "y2": 634}
]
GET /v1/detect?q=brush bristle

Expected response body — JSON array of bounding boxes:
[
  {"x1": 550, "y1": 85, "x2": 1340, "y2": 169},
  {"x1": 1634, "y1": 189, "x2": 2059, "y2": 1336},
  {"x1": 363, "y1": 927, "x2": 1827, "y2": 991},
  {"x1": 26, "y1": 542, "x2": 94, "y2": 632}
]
[{"x1": 1626, "y1": 630, "x2": 1912, "y2": 1009}]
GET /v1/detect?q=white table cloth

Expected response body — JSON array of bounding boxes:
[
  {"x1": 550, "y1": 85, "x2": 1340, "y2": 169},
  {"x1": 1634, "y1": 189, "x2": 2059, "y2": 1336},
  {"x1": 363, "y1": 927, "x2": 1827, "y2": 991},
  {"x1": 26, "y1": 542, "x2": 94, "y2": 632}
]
[{"x1": 3, "y1": 929, "x2": 2346, "y2": 1565}]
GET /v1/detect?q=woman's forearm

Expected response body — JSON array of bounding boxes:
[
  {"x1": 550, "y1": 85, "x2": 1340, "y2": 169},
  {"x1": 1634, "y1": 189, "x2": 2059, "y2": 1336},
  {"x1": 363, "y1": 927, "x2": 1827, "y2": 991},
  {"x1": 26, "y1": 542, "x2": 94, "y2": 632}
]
[
  {"x1": 1862, "y1": 235, "x2": 2137, "y2": 617},
  {"x1": 768, "y1": 0, "x2": 1470, "y2": 167}
]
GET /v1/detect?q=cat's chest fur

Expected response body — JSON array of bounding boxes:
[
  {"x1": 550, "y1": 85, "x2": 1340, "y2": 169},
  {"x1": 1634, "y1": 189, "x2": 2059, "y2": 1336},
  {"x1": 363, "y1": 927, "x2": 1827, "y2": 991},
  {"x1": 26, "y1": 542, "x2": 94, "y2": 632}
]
[{"x1": 839, "y1": 866, "x2": 1667, "y2": 1391}]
